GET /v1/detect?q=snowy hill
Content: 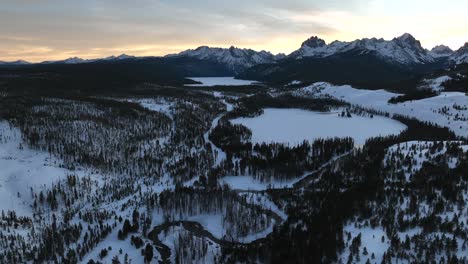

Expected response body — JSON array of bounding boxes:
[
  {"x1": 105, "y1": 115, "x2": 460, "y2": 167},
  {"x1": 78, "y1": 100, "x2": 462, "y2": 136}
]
[
  {"x1": 167, "y1": 46, "x2": 283, "y2": 74},
  {"x1": 289, "y1": 33, "x2": 437, "y2": 65}
]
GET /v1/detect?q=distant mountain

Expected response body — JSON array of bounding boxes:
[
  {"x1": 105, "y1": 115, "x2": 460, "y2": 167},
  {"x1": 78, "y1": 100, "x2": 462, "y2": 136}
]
[
  {"x1": 238, "y1": 34, "x2": 467, "y2": 89},
  {"x1": 289, "y1": 33, "x2": 438, "y2": 65},
  {"x1": 430, "y1": 45, "x2": 454, "y2": 58},
  {"x1": 166, "y1": 46, "x2": 284, "y2": 74},
  {"x1": 0, "y1": 60, "x2": 31, "y2": 66},
  {"x1": 40, "y1": 54, "x2": 136, "y2": 65},
  {"x1": 3, "y1": 33, "x2": 468, "y2": 81}
]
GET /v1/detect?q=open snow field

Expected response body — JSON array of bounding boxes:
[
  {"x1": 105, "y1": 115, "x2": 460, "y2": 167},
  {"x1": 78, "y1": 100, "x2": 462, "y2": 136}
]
[
  {"x1": 297, "y1": 82, "x2": 468, "y2": 137},
  {"x1": 340, "y1": 221, "x2": 390, "y2": 264},
  {"x1": 230, "y1": 108, "x2": 406, "y2": 146},
  {"x1": 0, "y1": 121, "x2": 98, "y2": 216},
  {"x1": 130, "y1": 98, "x2": 173, "y2": 115},
  {"x1": 185, "y1": 77, "x2": 259, "y2": 87}
]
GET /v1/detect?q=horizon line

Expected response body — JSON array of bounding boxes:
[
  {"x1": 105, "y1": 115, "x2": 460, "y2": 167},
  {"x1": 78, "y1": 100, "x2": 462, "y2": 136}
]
[{"x1": 2, "y1": 33, "x2": 467, "y2": 63}]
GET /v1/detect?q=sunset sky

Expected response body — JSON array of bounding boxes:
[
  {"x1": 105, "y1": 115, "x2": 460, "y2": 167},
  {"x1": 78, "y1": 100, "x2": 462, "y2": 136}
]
[{"x1": 1, "y1": 0, "x2": 468, "y2": 62}]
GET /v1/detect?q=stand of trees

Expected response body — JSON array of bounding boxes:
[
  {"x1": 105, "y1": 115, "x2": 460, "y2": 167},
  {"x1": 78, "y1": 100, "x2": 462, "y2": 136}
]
[{"x1": 388, "y1": 89, "x2": 438, "y2": 104}]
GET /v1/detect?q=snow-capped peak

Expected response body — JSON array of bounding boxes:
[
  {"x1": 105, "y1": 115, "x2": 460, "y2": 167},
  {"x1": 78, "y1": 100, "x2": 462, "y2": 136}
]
[
  {"x1": 103, "y1": 54, "x2": 135, "y2": 61},
  {"x1": 289, "y1": 37, "x2": 348, "y2": 58},
  {"x1": 167, "y1": 46, "x2": 282, "y2": 74},
  {"x1": 290, "y1": 33, "x2": 436, "y2": 65},
  {"x1": 430, "y1": 45, "x2": 454, "y2": 58},
  {"x1": 393, "y1": 33, "x2": 425, "y2": 52},
  {"x1": 395, "y1": 33, "x2": 417, "y2": 43},
  {"x1": 62, "y1": 57, "x2": 87, "y2": 64}
]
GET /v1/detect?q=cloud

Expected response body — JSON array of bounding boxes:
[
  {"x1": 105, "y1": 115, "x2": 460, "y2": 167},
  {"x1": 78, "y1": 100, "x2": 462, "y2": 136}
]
[{"x1": 0, "y1": 0, "x2": 467, "y2": 61}]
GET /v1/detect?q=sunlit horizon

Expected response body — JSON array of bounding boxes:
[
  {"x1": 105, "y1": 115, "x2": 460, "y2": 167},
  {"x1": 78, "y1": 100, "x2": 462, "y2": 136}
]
[{"x1": 1, "y1": 0, "x2": 468, "y2": 62}]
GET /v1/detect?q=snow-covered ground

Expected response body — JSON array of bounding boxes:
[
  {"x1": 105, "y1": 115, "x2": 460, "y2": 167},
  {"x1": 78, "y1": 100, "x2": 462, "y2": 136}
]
[
  {"x1": 159, "y1": 225, "x2": 221, "y2": 264},
  {"x1": 339, "y1": 221, "x2": 390, "y2": 264},
  {"x1": 82, "y1": 221, "x2": 159, "y2": 264},
  {"x1": 0, "y1": 121, "x2": 99, "y2": 216},
  {"x1": 130, "y1": 98, "x2": 173, "y2": 115},
  {"x1": 296, "y1": 82, "x2": 468, "y2": 137},
  {"x1": 385, "y1": 141, "x2": 467, "y2": 181},
  {"x1": 420, "y1": 75, "x2": 451, "y2": 91},
  {"x1": 230, "y1": 108, "x2": 406, "y2": 146},
  {"x1": 219, "y1": 150, "x2": 351, "y2": 191},
  {"x1": 185, "y1": 77, "x2": 259, "y2": 87},
  {"x1": 240, "y1": 192, "x2": 288, "y2": 221}
]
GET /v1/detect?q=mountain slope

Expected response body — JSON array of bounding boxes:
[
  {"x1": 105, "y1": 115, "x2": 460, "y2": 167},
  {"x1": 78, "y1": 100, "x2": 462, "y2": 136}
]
[
  {"x1": 452, "y1": 43, "x2": 468, "y2": 64},
  {"x1": 240, "y1": 50, "x2": 431, "y2": 90},
  {"x1": 240, "y1": 34, "x2": 455, "y2": 90}
]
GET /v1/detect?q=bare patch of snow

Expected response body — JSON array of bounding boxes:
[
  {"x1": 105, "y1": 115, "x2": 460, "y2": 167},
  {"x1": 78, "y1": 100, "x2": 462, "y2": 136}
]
[{"x1": 0, "y1": 121, "x2": 100, "y2": 216}]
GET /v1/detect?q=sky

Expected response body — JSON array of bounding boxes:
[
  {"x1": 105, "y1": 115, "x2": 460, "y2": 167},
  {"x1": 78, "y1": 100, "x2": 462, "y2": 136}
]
[{"x1": 1, "y1": 0, "x2": 468, "y2": 62}]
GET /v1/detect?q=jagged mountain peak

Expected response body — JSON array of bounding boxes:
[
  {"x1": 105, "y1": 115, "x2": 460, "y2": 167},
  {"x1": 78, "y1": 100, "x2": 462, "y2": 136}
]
[
  {"x1": 395, "y1": 33, "x2": 417, "y2": 42},
  {"x1": 393, "y1": 33, "x2": 425, "y2": 52},
  {"x1": 431, "y1": 45, "x2": 453, "y2": 53},
  {"x1": 290, "y1": 33, "x2": 436, "y2": 65},
  {"x1": 430, "y1": 45, "x2": 454, "y2": 58},
  {"x1": 167, "y1": 45, "x2": 282, "y2": 74},
  {"x1": 301, "y1": 36, "x2": 327, "y2": 48}
]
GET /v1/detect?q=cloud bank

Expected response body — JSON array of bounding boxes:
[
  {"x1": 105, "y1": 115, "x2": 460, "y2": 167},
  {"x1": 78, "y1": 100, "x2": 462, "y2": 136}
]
[{"x1": 1, "y1": 0, "x2": 467, "y2": 61}]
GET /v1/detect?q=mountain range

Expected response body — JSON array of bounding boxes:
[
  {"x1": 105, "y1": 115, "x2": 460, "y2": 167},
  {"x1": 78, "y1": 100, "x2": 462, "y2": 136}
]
[
  {"x1": 2, "y1": 33, "x2": 467, "y2": 68},
  {"x1": 1, "y1": 33, "x2": 468, "y2": 89}
]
